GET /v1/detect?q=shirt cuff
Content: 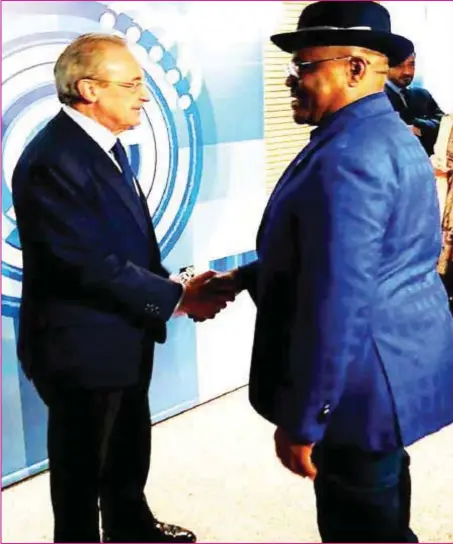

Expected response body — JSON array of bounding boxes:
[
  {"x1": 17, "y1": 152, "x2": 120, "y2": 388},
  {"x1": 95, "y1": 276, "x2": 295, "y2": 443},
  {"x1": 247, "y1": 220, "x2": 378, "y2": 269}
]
[{"x1": 170, "y1": 275, "x2": 186, "y2": 316}]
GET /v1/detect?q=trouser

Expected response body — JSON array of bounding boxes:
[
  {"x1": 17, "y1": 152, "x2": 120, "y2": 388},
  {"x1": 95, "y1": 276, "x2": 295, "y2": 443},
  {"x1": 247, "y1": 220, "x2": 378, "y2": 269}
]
[
  {"x1": 313, "y1": 444, "x2": 418, "y2": 543},
  {"x1": 33, "y1": 351, "x2": 154, "y2": 543}
]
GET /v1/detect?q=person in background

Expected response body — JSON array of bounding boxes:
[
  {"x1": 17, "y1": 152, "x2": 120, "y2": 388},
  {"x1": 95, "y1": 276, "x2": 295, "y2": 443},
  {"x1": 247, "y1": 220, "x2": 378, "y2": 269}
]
[
  {"x1": 432, "y1": 113, "x2": 453, "y2": 312},
  {"x1": 205, "y1": 2, "x2": 453, "y2": 542},
  {"x1": 385, "y1": 42, "x2": 443, "y2": 155},
  {"x1": 12, "y1": 33, "x2": 231, "y2": 543}
]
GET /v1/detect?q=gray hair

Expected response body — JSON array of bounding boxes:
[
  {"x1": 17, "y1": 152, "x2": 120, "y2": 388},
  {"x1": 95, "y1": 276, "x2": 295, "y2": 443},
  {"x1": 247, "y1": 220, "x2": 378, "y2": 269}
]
[{"x1": 54, "y1": 33, "x2": 127, "y2": 105}]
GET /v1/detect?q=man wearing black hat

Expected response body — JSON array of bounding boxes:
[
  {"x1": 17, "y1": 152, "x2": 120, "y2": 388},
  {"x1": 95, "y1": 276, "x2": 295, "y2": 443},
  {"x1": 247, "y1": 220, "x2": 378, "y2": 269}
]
[
  {"x1": 385, "y1": 45, "x2": 444, "y2": 155},
  {"x1": 206, "y1": 1, "x2": 453, "y2": 542}
]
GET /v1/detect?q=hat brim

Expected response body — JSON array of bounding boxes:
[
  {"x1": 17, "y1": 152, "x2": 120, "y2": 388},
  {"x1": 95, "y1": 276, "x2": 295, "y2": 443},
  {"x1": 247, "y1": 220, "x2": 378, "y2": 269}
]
[{"x1": 270, "y1": 29, "x2": 413, "y2": 65}]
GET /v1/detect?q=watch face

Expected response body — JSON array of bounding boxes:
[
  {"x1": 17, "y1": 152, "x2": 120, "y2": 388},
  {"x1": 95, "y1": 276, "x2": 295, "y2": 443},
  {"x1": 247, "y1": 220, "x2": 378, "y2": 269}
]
[{"x1": 179, "y1": 266, "x2": 196, "y2": 284}]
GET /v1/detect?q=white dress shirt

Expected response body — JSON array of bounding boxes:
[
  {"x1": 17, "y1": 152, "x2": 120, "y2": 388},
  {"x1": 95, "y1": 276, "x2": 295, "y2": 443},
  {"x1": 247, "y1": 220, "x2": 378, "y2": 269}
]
[
  {"x1": 62, "y1": 106, "x2": 141, "y2": 195},
  {"x1": 386, "y1": 80, "x2": 409, "y2": 108},
  {"x1": 63, "y1": 105, "x2": 118, "y2": 162},
  {"x1": 62, "y1": 106, "x2": 185, "y2": 313}
]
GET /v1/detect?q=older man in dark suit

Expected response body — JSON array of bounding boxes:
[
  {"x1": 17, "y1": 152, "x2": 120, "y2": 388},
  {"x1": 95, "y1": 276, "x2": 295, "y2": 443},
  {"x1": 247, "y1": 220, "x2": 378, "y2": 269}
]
[
  {"x1": 384, "y1": 43, "x2": 444, "y2": 155},
  {"x1": 12, "y1": 33, "x2": 230, "y2": 543},
  {"x1": 208, "y1": 2, "x2": 453, "y2": 542}
]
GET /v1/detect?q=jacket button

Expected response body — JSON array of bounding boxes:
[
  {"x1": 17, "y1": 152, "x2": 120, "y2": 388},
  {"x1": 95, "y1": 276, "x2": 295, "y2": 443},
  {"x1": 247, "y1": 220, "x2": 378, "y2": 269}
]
[{"x1": 317, "y1": 402, "x2": 331, "y2": 423}]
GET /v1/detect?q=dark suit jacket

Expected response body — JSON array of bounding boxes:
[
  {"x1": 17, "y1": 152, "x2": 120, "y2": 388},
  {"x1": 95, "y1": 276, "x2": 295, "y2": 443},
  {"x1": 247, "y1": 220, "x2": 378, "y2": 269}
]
[
  {"x1": 239, "y1": 93, "x2": 453, "y2": 452},
  {"x1": 12, "y1": 111, "x2": 182, "y2": 388},
  {"x1": 384, "y1": 83, "x2": 443, "y2": 155}
]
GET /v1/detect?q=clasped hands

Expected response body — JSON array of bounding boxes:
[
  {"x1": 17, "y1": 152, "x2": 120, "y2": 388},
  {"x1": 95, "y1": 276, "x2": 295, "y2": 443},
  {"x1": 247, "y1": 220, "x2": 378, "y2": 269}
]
[{"x1": 177, "y1": 270, "x2": 239, "y2": 322}]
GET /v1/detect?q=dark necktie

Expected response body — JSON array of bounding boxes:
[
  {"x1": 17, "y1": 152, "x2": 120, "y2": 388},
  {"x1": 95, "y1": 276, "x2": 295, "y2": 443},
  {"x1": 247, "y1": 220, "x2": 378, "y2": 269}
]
[
  {"x1": 111, "y1": 139, "x2": 136, "y2": 193},
  {"x1": 400, "y1": 87, "x2": 410, "y2": 108}
]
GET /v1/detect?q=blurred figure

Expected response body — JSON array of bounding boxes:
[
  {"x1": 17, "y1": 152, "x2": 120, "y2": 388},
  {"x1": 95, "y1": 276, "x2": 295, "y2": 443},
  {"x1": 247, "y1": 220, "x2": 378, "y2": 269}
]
[
  {"x1": 432, "y1": 113, "x2": 453, "y2": 311},
  {"x1": 207, "y1": 2, "x2": 453, "y2": 542},
  {"x1": 385, "y1": 43, "x2": 443, "y2": 155},
  {"x1": 11, "y1": 33, "x2": 230, "y2": 543}
]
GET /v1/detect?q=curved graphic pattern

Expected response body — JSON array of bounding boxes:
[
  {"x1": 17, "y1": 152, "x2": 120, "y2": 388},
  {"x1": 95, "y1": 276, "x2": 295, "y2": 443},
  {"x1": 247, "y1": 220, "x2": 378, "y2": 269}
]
[{"x1": 1, "y1": 2, "x2": 204, "y2": 316}]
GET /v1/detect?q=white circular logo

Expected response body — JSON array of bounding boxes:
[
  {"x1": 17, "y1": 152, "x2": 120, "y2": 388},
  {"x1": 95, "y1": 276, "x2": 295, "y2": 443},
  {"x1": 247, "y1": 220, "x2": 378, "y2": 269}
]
[{"x1": 2, "y1": 2, "x2": 205, "y2": 316}]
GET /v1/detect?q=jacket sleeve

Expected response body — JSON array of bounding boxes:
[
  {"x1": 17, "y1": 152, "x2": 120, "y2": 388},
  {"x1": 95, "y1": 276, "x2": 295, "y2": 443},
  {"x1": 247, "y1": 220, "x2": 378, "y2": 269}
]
[
  {"x1": 237, "y1": 260, "x2": 259, "y2": 304},
  {"x1": 282, "y1": 151, "x2": 397, "y2": 444},
  {"x1": 413, "y1": 90, "x2": 444, "y2": 154},
  {"x1": 21, "y1": 162, "x2": 183, "y2": 322}
]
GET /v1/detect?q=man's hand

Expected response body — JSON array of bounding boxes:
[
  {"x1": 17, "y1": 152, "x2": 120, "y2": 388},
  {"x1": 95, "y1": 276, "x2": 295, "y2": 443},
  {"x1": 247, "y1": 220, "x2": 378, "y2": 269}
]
[
  {"x1": 204, "y1": 269, "x2": 242, "y2": 297},
  {"x1": 274, "y1": 427, "x2": 317, "y2": 480},
  {"x1": 178, "y1": 270, "x2": 234, "y2": 321},
  {"x1": 409, "y1": 125, "x2": 422, "y2": 137},
  {"x1": 188, "y1": 269, "x2": 242, "y2": 322}
]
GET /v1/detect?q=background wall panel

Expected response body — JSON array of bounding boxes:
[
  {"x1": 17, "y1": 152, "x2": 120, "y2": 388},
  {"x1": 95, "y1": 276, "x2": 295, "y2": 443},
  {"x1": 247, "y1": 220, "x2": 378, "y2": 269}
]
[
  {"x1": 1, "y1": 0, "x2": 275, "y2": 487},
  {"x1": 264, "y1": 2, "x2": 313, "y2": 195}
]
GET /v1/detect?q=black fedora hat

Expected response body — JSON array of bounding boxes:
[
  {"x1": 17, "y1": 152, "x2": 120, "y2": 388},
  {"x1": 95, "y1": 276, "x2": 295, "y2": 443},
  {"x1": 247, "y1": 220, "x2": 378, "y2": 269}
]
[{"x1": 271, "y1": 1, "x2": 413, "y2": 64}]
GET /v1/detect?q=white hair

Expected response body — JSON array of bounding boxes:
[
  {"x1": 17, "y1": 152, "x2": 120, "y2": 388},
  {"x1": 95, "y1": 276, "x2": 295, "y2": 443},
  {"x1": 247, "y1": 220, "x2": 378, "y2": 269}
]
[{"x1": 54, "y1": 33, "x2": 127, "y2": 105}]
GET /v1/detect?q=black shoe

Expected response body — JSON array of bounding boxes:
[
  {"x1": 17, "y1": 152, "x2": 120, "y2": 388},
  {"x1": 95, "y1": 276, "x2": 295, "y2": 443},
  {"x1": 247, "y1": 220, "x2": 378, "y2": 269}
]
[
  {"x1": 150, "y1": 521, "x2": 196, "y2": 543},
  {"x1": 103, "y1": 520, "x2": 196, "y2": 543}
]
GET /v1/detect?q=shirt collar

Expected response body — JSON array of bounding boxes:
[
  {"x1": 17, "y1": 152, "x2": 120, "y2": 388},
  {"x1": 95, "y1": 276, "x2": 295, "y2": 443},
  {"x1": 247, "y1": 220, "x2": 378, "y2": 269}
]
[
  {"x1": 62, "y1": 105, "x2": 117, "y2": 154},
  {"x1": 386, "y1": 79, "x2": 405, "y2": 95}
]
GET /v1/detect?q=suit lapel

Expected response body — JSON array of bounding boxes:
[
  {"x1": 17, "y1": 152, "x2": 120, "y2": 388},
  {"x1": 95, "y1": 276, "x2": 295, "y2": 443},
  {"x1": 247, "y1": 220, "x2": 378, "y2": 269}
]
[
  {"x1": 266, "y1": 143, "x2": 313, "y2": 209},
  {"x1": 385, "y1": 84, "x2": 408, "y2": 112},
  {"x1": 257, "y1": 125, "x2": 338, "y2": 244},
  {"x1": 136, "y1": 181, "x2": 161, "y2": 256},
  {"x1": 53, "y1": 111, "x2": 150, "y2": 239},
  {"x1": 93, "y1": 158, "x2": 149, "y2": 238}
]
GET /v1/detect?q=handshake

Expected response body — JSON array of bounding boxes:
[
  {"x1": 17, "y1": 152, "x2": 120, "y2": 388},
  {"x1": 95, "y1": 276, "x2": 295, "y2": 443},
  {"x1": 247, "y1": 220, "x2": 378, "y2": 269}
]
[{"x1": 175, "y1": 269, "x2": 241, "y2": 322}]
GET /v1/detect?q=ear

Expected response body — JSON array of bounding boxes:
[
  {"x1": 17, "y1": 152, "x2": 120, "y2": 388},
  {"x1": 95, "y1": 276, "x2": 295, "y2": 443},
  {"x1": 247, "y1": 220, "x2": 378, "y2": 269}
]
[
  {"x1": 348, "y1": 57, "x2": 367, "y2": 87},
  {"x1": 76, "y1": 79, "x2": 99, "y2": 104}
]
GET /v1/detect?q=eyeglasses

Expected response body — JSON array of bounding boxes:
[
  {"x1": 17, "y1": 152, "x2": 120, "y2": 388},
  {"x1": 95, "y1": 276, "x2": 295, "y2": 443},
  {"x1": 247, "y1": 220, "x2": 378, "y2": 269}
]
[
  {"x1": 286, "y1": 56, "x2": 354, "y2": 77},
  {"x1": 83, "y1": 78, "x2": 146, "y2": 92},
  {"x1": 286, "y1": 56, "x2": 388, "y2": 78}
]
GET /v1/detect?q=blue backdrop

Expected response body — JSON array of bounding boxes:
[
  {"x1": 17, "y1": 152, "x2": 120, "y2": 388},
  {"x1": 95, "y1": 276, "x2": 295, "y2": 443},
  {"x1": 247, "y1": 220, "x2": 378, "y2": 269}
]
[{"x1": 1, "y1": 0, "x2": 274, "y2": 487}]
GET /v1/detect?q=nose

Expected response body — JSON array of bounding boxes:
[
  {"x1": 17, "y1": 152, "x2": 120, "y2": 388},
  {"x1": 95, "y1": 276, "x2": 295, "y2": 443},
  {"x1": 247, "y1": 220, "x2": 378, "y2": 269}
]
[
  {"x1": 286, "y1": 74, "x2": 298, "y2": 88},
  {"x1": 140, "y1": 85, "x2": 150, "y2": 102}
]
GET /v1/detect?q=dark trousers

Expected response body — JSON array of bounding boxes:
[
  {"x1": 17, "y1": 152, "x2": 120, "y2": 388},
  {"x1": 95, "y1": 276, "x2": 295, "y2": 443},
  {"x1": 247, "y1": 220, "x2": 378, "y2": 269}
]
[
  {"x1": 33, "y1": 351, "x2": 155, "y2": 543},
  {"x1": 313, "y1": 444, "x2": 418, "y2": 543}
]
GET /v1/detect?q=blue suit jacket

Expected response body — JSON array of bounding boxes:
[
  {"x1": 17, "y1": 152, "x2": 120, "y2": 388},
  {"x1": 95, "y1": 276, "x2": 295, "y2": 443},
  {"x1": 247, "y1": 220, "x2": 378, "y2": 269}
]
[
  {"x1": 12, "y1": 111, "x2": 182, "y2": 388},
  {"x1": 241, "y1": 93, "x2": 453, "y2": 451}
]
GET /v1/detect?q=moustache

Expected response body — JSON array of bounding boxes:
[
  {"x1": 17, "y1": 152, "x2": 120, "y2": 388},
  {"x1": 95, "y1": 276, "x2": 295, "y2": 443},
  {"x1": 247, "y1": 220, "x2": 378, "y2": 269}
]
[
  {"x1": 290, "y1": 86, "x2": 306, "y2": 100},
  {"x1": 290, "y1": 91, "x2": 309, "y2": 107}
]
